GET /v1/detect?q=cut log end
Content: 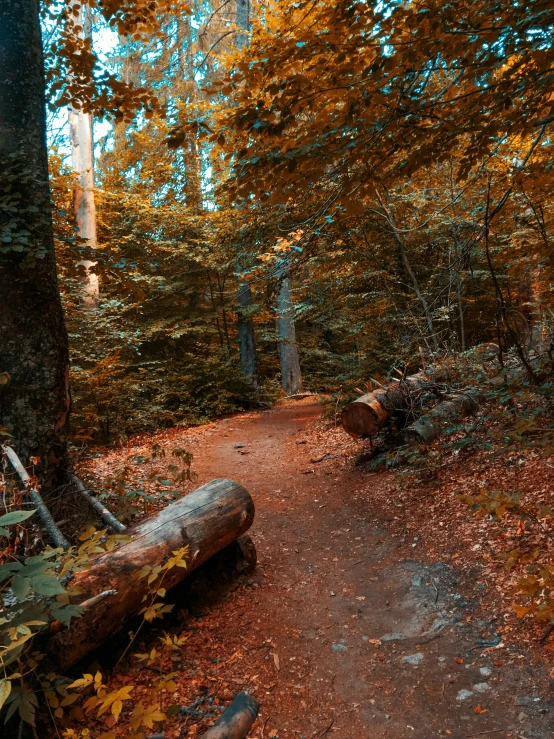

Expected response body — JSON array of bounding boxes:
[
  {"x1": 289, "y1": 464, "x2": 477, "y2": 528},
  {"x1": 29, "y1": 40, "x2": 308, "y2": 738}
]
[
  {"x1": 342, "y1": 371, "x2": 433, "y2": 438},
  {"x1": 200, "y1": 693, "x2": 259, "y2": 739},
  {"x1": 341, "y1": 396, "x2": 387, "y2": 438}
]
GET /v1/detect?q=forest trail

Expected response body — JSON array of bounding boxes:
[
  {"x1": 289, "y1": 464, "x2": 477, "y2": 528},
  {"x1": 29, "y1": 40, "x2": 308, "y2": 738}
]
[{"x1": 96, "y1": 400, "x2": 554, "y2": 738}]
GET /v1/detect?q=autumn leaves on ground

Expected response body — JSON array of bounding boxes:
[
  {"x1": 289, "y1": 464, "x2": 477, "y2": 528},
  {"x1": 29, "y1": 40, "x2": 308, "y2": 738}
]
[{"x1": 68, "y1": 398, "x2": 553, "y2": 739}]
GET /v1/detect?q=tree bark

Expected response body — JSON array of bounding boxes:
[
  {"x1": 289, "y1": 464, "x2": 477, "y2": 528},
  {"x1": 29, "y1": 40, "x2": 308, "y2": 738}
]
[
  {"x1": 47, "y1": 478, "x2": 255, "y2": 669},
  {"x1": 200, "y1": 693, "x2": 259, "y2": 739},
  {"x1": 519, "y1": 267, "x2": 543, "y2": 353},
  {"x1": 341, "y1": 371, "x2": 432, "y2": 438},
  {"x1": 69, "y1": 2, "x2": 98, "y2": 309},
  {"x1": 182, "y1": 15, "x2": 203, "y2": 213},
  {"x1": 276, "y1": 259, "x2": 304, "y2": 395},
  {"x1": 234, "y1": 0, "x2": 258, "y2": 389},
  {"x1": 237, "y1": 280, "x2": 258, "y2": 389},
  {"x1": 0, "y1": 0, "x2": 71, "y2": 486},
  {"x1": 403, "y1": 391, "x2": 479, "y2": 445},
  {"x1": 235, "y1": 0, "x2": 250, "y2": 48},
  {"x1": 71, "y1": 474, "x2": 127, "y2": 534}
]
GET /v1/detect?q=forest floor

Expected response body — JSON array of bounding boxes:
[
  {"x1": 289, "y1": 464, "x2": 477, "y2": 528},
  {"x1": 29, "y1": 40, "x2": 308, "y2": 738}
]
[{"x1": 82, "y1": 398, "x2": 554, "y2": 738}]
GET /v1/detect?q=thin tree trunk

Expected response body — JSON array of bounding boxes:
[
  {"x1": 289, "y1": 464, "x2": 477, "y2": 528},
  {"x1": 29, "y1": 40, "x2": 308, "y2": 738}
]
[
  {"x1": 113, "y1": 32, "x2": 132, "y2": 151},
  {"x1": 236, "y1": 0, "x2": 250, "y2": 48},
  {"x1": 237, "y1": 281, "x2": 258, "y2": 385},
  {"x1": 234, "y1": 0, "x2": 258, "y2": 388},
  {"x1": 0, "y1": 0, "x2": 71, "y2": 485},
  {"x1": 276, "y1": 259, "x2": 304, "y2": 395},
  {"x1": 181, "y1": 16, "x2": 202, "y2": 213},
  {"x1": 519, "y1": 267, "x2": 543, "y2": 353},
  {"x1": 450, "y1": 224, "x2": 466, "y2": 351},
  {"x1": 376, "y1": 190, "x2": 438, "y2": 352},
  {"x1": 69, "y1": 2, "x2": 98, "y2": 309}
]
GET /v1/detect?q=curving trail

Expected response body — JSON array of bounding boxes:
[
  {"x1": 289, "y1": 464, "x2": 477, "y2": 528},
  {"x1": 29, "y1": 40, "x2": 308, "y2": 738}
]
[{"x1": 96, "y1": 399, "x2": 554, "y2": 738}]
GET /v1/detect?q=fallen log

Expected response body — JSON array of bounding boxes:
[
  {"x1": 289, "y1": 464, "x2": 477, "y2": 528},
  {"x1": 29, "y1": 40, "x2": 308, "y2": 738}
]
[
  {"x1": 341, "y1": 371, "x2": 433, "y2": 438},
  {"x1": 403, "y1": 391, "x2": 479, "y2": 445},
  {"x1": 47, "y1": 478, "x2": 255, "y2": 669},
  {"x1": 200, "y1": 693, "x2": 259, "y2": 739}
]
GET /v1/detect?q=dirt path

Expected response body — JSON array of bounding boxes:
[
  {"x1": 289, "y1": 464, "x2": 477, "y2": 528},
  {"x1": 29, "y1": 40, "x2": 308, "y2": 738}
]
[{"x1": 94, "y1": 400, "x2": 554, "y2": 737}]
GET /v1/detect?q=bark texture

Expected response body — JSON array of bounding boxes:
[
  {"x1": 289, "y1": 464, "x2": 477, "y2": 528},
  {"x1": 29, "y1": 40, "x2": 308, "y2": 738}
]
[
  {"x1": 234, "y1": 0, "x2": 258, "y2": 388},
  {"x1": 0, "y1": 0, "x2": 70, "y2": 484},
  {"x1": 276, "y1": 260, "x2": 304, "y2": 396},
  {"x1": 237, "y1": 281, "x2": 258, "y2": 387},
  {"x1": 236, "y1": 0, "x2": 250, "y2": 48},
  {"x1": 342, "y1": 372, "x2": 432, "y2": 438},
  {"x1": 404, "y1": 391, "x2": 479, "y2": 445},
  {"x1": 47, "y1": 478, "x2": 255, "y2": 669},
  {"x1": 71, "y1": 475, "x2": 127, "y2": 533},
  {"x1": 200, "y1": 693, "x2": 259, "y2": 739}
]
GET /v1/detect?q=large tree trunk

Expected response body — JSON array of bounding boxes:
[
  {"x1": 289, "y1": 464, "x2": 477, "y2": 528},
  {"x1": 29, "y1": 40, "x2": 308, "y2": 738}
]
[
  {"x1": 69, "y1": 2, "x2": 98, "y2": 309},
  {"x1": 276, "y1": 259, "x2": 304, "y2": 395},
  {"x1": 47, "y1": 478, "x2": 255, "y2": 669},
  {"x1": 342, "y1": 371, "x2": 432, "y2": 438},
  {"x1": 0, "y1": 0, "x2": 71, "y2": 485}
]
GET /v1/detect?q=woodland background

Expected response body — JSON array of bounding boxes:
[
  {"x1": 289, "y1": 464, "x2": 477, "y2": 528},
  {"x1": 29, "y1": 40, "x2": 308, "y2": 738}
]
[{"x1": 48, "y1": 0, "x2": 554, "y2": 446}]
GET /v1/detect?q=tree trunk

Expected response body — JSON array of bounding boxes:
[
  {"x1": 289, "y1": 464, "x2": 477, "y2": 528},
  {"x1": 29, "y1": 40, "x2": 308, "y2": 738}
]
[
  {"x1": 200, "y1": 693, "x2": 259, "y2": 739},
  {"x1": 237, "y1": 280, "x2": 258, "y2": 388},
  {"x1": 376, "y1": 190, "x2": 438, "y2": 352},
  {"x1": 234, "y1": 0, "x2": 258, "y2": 389},
  {"x1": 342, "y1": 371, "x2": 432, "y2": 438},
  {"x1": 182, "y1": 15, "x2": 203, "y2": 213},
  {"x1": 277, "y1": 260, "x2": 304, "y2": 395},
  {"x1": 403, "y1": 391, "x2": 479, "y2": 444},
  {"x1": 235, "y1": 0, "x2": 250, "y2": 48},
  {"x1": 519, "y1": 268, "x2": 543, "y2": 353},
  {"x1": 47, "y1": 478, "x2": 255, "y2": 669},
  {"x1": 0, "y1": 0, "x2": 71, "y2": 486},
  {"x1": 69, "y1": 1, "x2": 98, "y2": 309}
]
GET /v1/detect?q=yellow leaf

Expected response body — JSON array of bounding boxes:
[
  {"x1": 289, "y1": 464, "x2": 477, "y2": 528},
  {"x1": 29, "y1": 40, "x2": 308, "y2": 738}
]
[
  {"x1": 68, "y1": 673, "x2": 93, "y2": 689},
  {"x1": 141, "y1": 704, "x2": 166, "y2": 728},
  {"x1": 0, "y1": 679, "x2": 12, "y2": 711},
  {"x1": 60, "y1": 693, "x2": 80, "y2": 707},
  {"x1": 111, "y1": 699, "x2": 123, "y2": 722}
]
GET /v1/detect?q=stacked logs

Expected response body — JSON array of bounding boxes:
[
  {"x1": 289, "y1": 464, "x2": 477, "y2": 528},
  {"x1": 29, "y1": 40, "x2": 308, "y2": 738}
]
[
  {"x1": 341, "y1": 345, "x2": 513, "y2": 444},
  {"x1": 341, "y1": 372, "x2": 479, "y2": 444},
  {"x1": 341, "y1": 371, "x2": 433, "y2": 438},
  {"x1": 403, "y1": 391, "x2": 479, "y2": 444}
]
